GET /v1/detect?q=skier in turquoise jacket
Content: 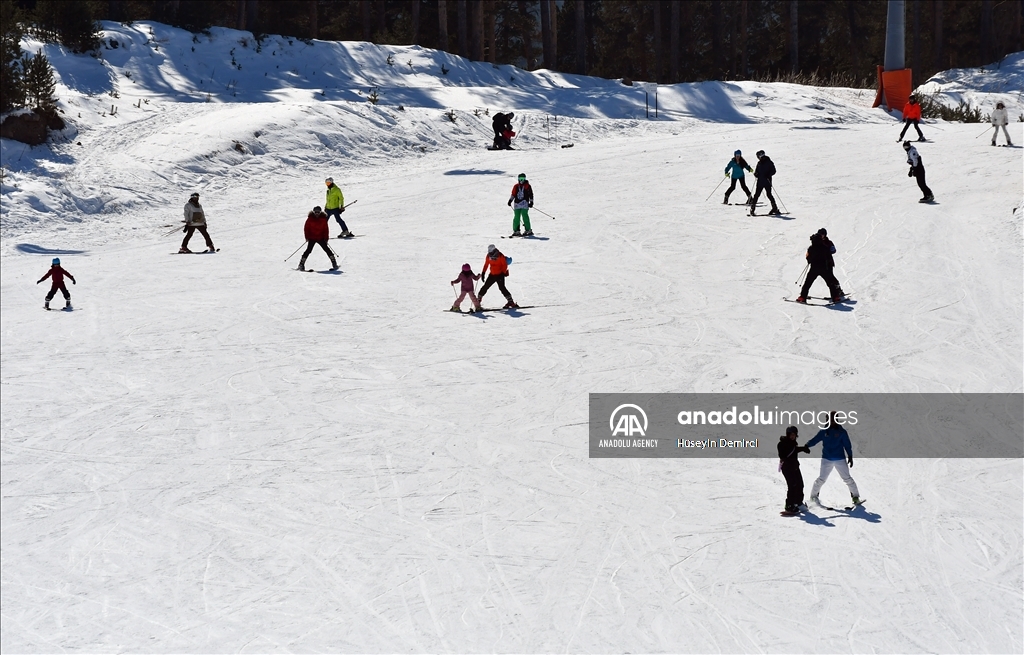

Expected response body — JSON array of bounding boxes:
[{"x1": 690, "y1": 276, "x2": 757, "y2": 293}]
[
  {"x1": 723, "y1": 150, "x2": 753, "y2": 205},
  {"x1": 804, "y1": 412, "x2": 861, "y2": 506}
]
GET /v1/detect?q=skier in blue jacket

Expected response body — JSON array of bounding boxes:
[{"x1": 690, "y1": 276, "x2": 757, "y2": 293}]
[
  {"x1": 723, "y1": 150, "x2": 753, "y2": 205},
  {"x1": 804, "y1": 412, "x2": 861, "y2": 506}
]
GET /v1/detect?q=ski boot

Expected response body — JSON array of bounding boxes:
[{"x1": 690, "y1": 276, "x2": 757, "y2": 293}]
[
  {"x1": 810, "y1": 495, "x2": 820, "y2": 505},
  {"x1": 44, "y1": 300, "x2": 50, "y2": 310},
  {"x1": 524, "y1": 230, "x2": 534, "y2": 236},
  {"x1": 449, "y1": 305, "x2": 461, "y2": 312},
  {"x1": 991, "y1": 141, "x2": 997, "y2": 147},
  {"x1": 472, "y1": 306, "x2": 483, "y2": 314},
  {"x1": 768, "y1": 207, "x2": 781, "y2": 216},
  {"x1": 297, "y1": 257, "x2": 307, "y2": 272},
  {"x1": 511, "y1": 230, "x2": 522, "y2": 237},
  {"x1": 340, "y1": 230, "x2": 352, "y2": 238},
  {"x1": 503, "y1": 300, "x2": 519, "y2": 309},
  {"x1": 65, "y1": 299, "x2": 72, "y2": 309},
  {"x1": 178, "y1": 247, "x2": 192, "y2": 254},
  {"x1": 794, "y1": 296, "x2": 807, "y2": 304},
  {"x1": 722, "y1": 195, "x2": 729, "y2": 205},
  {"x1": 206, "y1": 247, "x2": 217, "y2": 253},
  {"x1": 329, "y1": 264, "x2": 339, "y2": 271},
  {"x1": 917, "y1": 136, "x2": 926, "y2": 142}
]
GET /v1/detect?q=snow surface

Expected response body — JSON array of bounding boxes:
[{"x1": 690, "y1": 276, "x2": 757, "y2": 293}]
[{"x1": 2, "y1": 22, "x2": 1022, "y2": 653}]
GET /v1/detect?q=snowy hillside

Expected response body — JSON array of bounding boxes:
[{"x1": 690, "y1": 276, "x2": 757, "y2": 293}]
[{"x1": 2, "y1": 22, "x2": 1022, "y2": 653}]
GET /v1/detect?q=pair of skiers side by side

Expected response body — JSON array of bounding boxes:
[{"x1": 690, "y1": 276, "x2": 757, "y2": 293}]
[
  {"x1": 508, "y1": 173, "x2": 535, "y2": 236},
  {"x1": 990, "y1": 102, "x2": 1013, "y2": 146},
  {"x1": 448, "y1": 245, "x2": 518, "y2": 311},
  {"x1": 37, "y1": 258, "x2": 75, "y2": 310},
  {"x1": 903, "y1": 141, "x2": 934, "y2": 203},
  {"x1": 298, "y1": 206, "x2": 339, "y2": 271},
  {"x1": 795, "y1": 228, "x2": 846, "y2": 304},
  {"x1": 491, "y1": 111, "x2": 516, "y2": 150},
  {"x1": 179, "y1": 193, "x2": 217, "y2": 253},
  {"x1": 779, "y1": 414, "x2": 863, "y2": 516}
]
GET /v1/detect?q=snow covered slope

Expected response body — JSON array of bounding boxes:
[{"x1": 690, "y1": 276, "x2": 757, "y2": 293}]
[{"x1": 2, "y1": 22, "x2": 1022, "y2": 653}]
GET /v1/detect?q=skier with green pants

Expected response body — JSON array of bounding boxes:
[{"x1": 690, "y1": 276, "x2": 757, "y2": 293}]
[{"x1": 508, "y1": 173, "x2": 534, "y2": 237}]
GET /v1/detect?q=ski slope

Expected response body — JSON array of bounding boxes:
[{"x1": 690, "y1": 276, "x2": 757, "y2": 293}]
[{"x1": 2, "y1": 22, "x2": 1022, "y2": 653}]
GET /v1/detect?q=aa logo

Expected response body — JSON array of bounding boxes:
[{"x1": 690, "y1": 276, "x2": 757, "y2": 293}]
[{"x1": 609, "y1": 404, "x2": 648, "y2": 437}]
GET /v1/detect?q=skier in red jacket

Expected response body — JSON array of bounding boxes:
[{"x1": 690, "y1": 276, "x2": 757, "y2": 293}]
[
  {"x1": 478, "y1": 244, "x2": 518, "y2": 309},
  {"x1": 898, "y1": 96, "x2": 925, "y2": 142},
  {"x1": 37, "y1": 257, "x2": 75, "y2": 310},
  {"x1": 298, "y1": 207, "x2": 338, "y2": 271}
]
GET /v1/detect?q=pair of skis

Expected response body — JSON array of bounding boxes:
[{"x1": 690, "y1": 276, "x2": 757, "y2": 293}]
[
  {"x1": 783, "y1": 294, "x2": 852, "y2": 307},
  {"x1": 781, "y1": 498, "x2": 866, "y2": 516}
]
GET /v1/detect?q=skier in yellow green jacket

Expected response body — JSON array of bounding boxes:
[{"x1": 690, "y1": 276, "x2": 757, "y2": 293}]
[{"x1": 324, "y1": 177, "x2": 351, "y2": 238}]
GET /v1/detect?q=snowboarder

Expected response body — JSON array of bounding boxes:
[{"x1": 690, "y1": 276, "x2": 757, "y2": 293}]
[
  {"x1": 298, "y1": 206, "x2": 339, "y2": 272},
  {"x1": 179, "y1": 192, "x2": 216, "y2": 253},
  {"x1": 991, "y1": 101, "x2": 1013, "y2": 146},
  {"x1": 795, "y1": 228, "x2": 845, "y2": 304},
  {"x1": 37, "y1": 257, "x2": 75, "y2": 310},
  {"x1": 805, "y1": 412, "x2": 862, "y2": 508},
  {"x1": 478, "y1": 244, "x2": 518, "y2": 309},
  {"x1": 904, "y1": 141, "x2": 934, "y2": 203},
  {"x1": 324, "y1": 177, "x2": 351, "y2": 238},
  {"x1": 508, "y1": 173, "x2": 534, "y2": 236},
  {"x1": 492, "y1": 111, "x2": 515, "y2": 150},
  {"x1": 778, "y1": 426, "x2": 811, "y2": 514},
  {"x1": 723, "y1": 150, "x2": 753, "y2": 205},
  {"x1": 750, "y1": 150, "x2": 780, "y2": 216},
  {"x1": 898, "y1": 95, "x2": 925, "y2": 142},
  {"x1": 450, "y1": 263, "x2": 482, "y2": 313}
]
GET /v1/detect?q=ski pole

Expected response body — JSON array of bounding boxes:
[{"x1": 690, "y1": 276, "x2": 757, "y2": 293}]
[
  {"x1": 163, "y1": 224, "x2": 185, "y2": 237},
  {"x1": 342, "y1": 199, "x2": 358, "y2": 210},
  {"x1": 705, "y1": 175, "x2": 728, "y2": 202},
  {"x1": 975, "y1": 125, "x2": 993, "y2": 139},
  {"x1": 795, "y1": 262, "x2": 809, "y2": 285},
  {"x1": 285, "y1": 241, "x2": 306, "y2": 262},
  {"x1": 531, "y1": 206, "x2": 556, "y2": 220},
  {"x1": 773, "y1": 187, "x2": 789, "y2": 214}
]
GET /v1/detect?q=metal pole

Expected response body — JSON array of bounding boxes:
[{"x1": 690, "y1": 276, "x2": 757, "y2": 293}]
[
  {"x1": 773, "y1": 187, "x2": 789, "y2": 213},
  {"x1": 531, "y1": 206, "x2": 556, "y2": 219},
  {"x1": 285, "y1": 241, "x2": 307, "y2": 262},
  {"x1": 705, "y1": 175, "x2": 729, "y2": 202},
  {"x1": 795, "y1": 262, "x2": 809, "y2": 285}
]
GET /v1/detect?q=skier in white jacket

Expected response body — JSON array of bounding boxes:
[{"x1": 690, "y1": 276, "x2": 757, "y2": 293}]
[{"x1": 991, "y1": 102, "x2": 1013, "y2": 147}]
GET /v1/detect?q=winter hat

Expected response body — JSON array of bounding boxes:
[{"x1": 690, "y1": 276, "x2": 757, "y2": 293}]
[
  {"x1": 817, "y1": 228, "x2": 827, "y2": 236},
  {"x1": 507, "y1": 112, "x2": 514, "y2": 119},
  {"x1": 487, "y1": 244, "x2": 496, "y2": 253},
  {"x1": 189, "y1": 192, "x2": 199, "y2": 199},
  {"x1": 903, "y1": 140, "x2": 912, "y2": 150},
  {"x1": 756, "y1": 150, "x2": 765, "y2": 158},
  {"x1": 518, "y1": 173, "x2": 527, "y2": 181},
  {"x1": 325, "y1": 177, "x2": 334, "y2": 184},
  {"x1": 785, "y1": 426, "x2": 798, "y2": 436},
  {"x1": 313, "y1": 206, "x2": 322, "y2": 213},
  {"x1": 996, "y1": 101, "x2": 1005, "y2": 109},
  {"x1": 462, "y1": 263, "x2": 472, "y2": 272},
  {"x1": 734, "y1": 150, "x2": 742, "y2": 156},
  {"x1": 52, "y1": 257, "x2": 60, "y2": 265}
]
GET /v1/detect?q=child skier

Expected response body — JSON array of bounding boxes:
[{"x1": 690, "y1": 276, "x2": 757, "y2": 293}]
[
  {"x1": 298, "y1": 206, "x2": 339, "y2": 272},
  {"x1": 324, "y1": 177, "x2": 352, "y2": 238},
  {"x1": 450, "y1": 263, "x2": 482, "y2": 313},
  {"x1": 898, "y1": 95, "x2": 925, "y2": 142},
  {"x1": 778, "y1": 426, "x2": 810, "y2": 515},
  {"x1": 805, "y1": 412, "x2": 862, "y2": 508},
  {"x1": 180, "y1": 192, "x2": 216, "y2": 253},
  {"x1": 903, "y1": 141, "x2": 934, "y2": 203},
  {"x1": 796, "y1": 228, "x2": 845, "y2": 304},
  {"x1": 508, "y1": 173, "x2": 534, "y2": 236},
  {"x1": 37, "y1": 257, "x2": 75, "y2": 310},
  {"x1": 991, "y1": 102, "x2": 1013, "y2": 146},
  {"x1": 723, "y1": 150, "x2": 753, "y2": 205},
  {"x1": 478, "y1": 244, "x2": 518, "y2": 309}
]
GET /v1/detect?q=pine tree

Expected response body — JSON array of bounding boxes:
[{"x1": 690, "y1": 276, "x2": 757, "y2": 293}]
[
  {"x1": 1, "y1": 0, "x2": 25, "y2": 113},
  {"x1": 34, "y1": 0, "x2": 99, "y2": 54},
  {"x1": 22, "y1": 50, "x2": 56, "y2": 110}
]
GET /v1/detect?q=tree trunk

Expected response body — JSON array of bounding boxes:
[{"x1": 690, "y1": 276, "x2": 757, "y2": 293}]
[
  {"x1": 376, "y1": 0, "x2": 386, "y2": 36},
  {"x1": 789, "y1": 0, "x2": 798, "y2": 74},
  {"x1": 309, "y1": 0, "x2": 318, "y2": 39},
  {"x1": 519, "y1": 0, "x2": 532, "y2": 68},
  {"x1": 933, "y1": 0, "x2": 943, "y2": 71},
  {"x1": 485, "y1": 0, "x2": 496, "y2": 63},
  {"x1": 740, "y1": 0, "x2": 748, "y2": 77},
  {"x1": 846, "y1": 0, "x2": 859, "y2": 74},
  {"x1": 361, "y1": 0, "x2": 371, "y2": 41},
  {"x1": 540, "y1": 0, "x2": 551, "y2": 68},
  {"x1": 980, "y1": 0, "x2": 993, "y2": 64},
  {"x1": 246, "y1": 0, "x2": 259, "y2": 33},
  {"x1": 438, "y1": 0, "x2": 449, "y2": 51},
  {"x1": 712, "y1": 0, "x2": 722, "y2": 78},
  {"x1": 548, "y1": 0, "x2": 557, "y2": 69},
  {"x1": 411, "y1": 0, "x2": 420, "y2": 44},
  {"x1": 650, "y1": 0, "x2": 659, "y2": 81},
  {"x1": 670, "y1": 0, "x2": 679, "y2": 81},
  {"x1": 236, "y1": 0, "x2": 247, "y2": 30},
  {"x1": 457, "y1": 0, "x2": 468, "y2": 57},
  {"x1": 470, "y1": 0, "x2": 483, "y2": 60}
]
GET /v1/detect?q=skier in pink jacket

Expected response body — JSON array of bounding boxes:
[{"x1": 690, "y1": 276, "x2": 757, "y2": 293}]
[{"x1": 450, "y1": 263, "x2": 482, "y2": 313}]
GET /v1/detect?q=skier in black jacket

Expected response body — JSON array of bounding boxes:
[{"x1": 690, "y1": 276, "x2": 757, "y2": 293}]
[
  {"x1": 750, "y1": 150, "x2": 780, "y2": 216},
  {"x1": 796, "y1": 228, "x2": 846, "y2": 303},
  {"x1": 778, "y1": 426, "x2": 810, "y2": 514}
]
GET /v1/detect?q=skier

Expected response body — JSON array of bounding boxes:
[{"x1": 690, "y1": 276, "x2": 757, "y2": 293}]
[
  {"x1": 749, "y1": 150, "x2": 781, "y2": 216},
  {"x1": 179, "y1": 192, "x2": 216, "y2": 253},
  {"x1": 298, "y1": 206, "x2": 339, "y2": 272},
  {"x1": 37, "y1": 257, "x2": 75, "y2": 310},
  {"x1": 904, "y1": 141, "x2": 934, "y2": 203},
  {"x1": 508, "y1": 173, "x2": 534, "y2": 236},
  {"x1": 492, "y1": 111, "x2": 515, "y2": 150},
  {"x1": 450, "y1": 263, "x2": 482, "y2": 313},
  {"x1": 991, "y1": 101, "x2": 1013, "y2": 146},
  {"x1": 795, "y1": 228, "x2": 845, "y2": 304},
  {"x1": 324, "y1": 177, "x2": 351, "y2": 238},
  {"x1": 898, "y1": 95, "x2": 925, "y2": 142},
  {"x1": 805, "y1": 412, "x2": 862, "y2": 508},
  {"x1": 723, "y1": 150, "x2": 753, "y2": 205},
  {"x1": 778, "y1": 426, "x2": 810, "y2": 515},
  {"x1": 478, "y1": 244, "x2": 518, "y2": 309}
]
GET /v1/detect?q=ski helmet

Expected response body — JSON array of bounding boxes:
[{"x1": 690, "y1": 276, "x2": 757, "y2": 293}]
[
  {"x1": 462, "y1": 263, "x2": 472, "y2": 272},
  {"x1": 817, "y1": 228, "x2": 827, "y2": 236},
  {"x1": 903, "y1": 141, "x2": 912, "y2": 150},
  {"x1": 487, "y1": 244, "x2": 496, "y2": 253},
  {"x1": 189, "y1": 192, "x2": 199, "y2": 200},
  {"x1": 518, "y1": 173, "x2": 526, "y2": 181},
  {"x1": 734, "y1": 150, "x2": 742, "y2": 156},
  {"x1": 325, "y1": 177, "x2": 334, "y2": 184},
  {"x1": 52, "y1": 257, "x2": 60, "y2": 265},
  {"x1": 756, "y1": 150, "x2": 765, "y2": 158},
  {"x1": 313, "y1": 206, "x2": 322, "y2": 213}
]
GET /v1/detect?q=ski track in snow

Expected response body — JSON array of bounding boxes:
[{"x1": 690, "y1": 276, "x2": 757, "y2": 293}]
[{"x1": 2, "y1": 22, "x2": 1023, "y2": 654}]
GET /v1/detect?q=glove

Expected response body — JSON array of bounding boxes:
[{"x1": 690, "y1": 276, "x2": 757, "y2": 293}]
[
  {"x1": 907, "y1": 168, "x2": 913, "y2": 177},
  {"x1": 183, "y1": 226, "x2": 188, "y2": 232},
  {"x1": 847, "y1": 457, "x2": 854, "y2": 467},
  {"x1": 72, "y1": 279, "x2": 76, "y2": 285},
  {"x1": 340, "y1": 207, "x2": 345, "y2": 213},
  {"x1": 507, "y1": 199, "x2": 512, "y2": 206},
  {"x1": 528, "y1": 202, "x2": 533, "y2": 208},
  {"x1": 36, "y1": 280, "x2": 41, "y2": 284}
]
